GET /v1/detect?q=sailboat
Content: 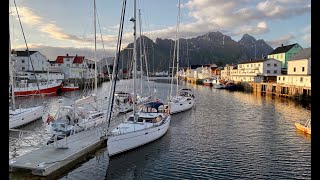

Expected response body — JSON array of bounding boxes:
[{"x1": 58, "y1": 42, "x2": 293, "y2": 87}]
[
  {"x1": 9, "y1": 15, "x2": 44, "y2": 129},
  {"x1": 47, "y1": 0, "x2": 115, "y2": 141},
  {"x1": 114, "y1": 9, "x2": 153, "y2": 113},
  {"x1": 168, "y1": 0, "x2": 195, "y2": 114},
  {"x1": 295, "y1": 119, "x2": 311, "y2": 135},
  {"x1": 107, "y1": 0, "x2": 171, "y2": 157}
]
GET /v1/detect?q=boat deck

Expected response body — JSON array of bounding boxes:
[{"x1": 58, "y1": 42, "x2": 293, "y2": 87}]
[{"x1": 9, "y1": 127, "x2": 107, "y2": 177}]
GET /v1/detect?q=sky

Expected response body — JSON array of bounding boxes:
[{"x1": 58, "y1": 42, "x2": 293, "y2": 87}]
[{"x1": 9, "y1": 0, "x2": 311, "y2": 60}]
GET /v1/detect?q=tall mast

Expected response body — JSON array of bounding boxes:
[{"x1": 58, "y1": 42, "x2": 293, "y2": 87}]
[
  {"x1": 142, "y1": 32, "x2": 151, "y2": 95},
  {"x1": 138, "y1": 9, "x2": 143, "y2": 96},
  {"x1": 9, "y1": 22, "x2": 16, "y2": 110},
  {"x1": 94, "y1": 0, "x2": 97, "y2": 94},
  {"x1": 176, "y1": 0, "x2": 180, "y2": 95},
  {"x1": 132, "y1": 0, "x2": 137, "y2": 117}
]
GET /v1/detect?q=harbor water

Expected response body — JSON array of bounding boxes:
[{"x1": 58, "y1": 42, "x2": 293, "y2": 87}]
[{"x1": 9, "y1": 78, "x2": 311, "y2": 179}]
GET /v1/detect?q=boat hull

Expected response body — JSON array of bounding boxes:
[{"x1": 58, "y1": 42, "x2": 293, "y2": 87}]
[
  {"x1": 203, "y1": 82, "x2": 212, "y2": 86},
  {"x1": 213, "y1": 84, "x2": 226, "y2": 89},
  {"x1": 62, "y1": 86, "x2": 80, "y2": 92},
  {"x1": 9, "y1": 106, "x2": 44, "y2": 129},
  {"x1": 295, "y1": 122, "x2": 311, "y2": 135},
  {"x1": 169, "y1": 98, "x2": 194, "y2": 114},
  {"x1": 14, "y1": 83, "x2": 62, "y2": 97},
  {"x1": 107, "y1": 116, "x2": 171, "y2": 156}
]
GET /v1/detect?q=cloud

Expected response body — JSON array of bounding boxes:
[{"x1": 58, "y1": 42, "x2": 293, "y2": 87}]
[
  {"x1": 229, "y1": 21, "x2": 269, "y2": 36},
  {"x1": 11, "y1": 6, "x2": 100, "y2": 47},
  {"x1": 11, "y1": 1, "x2": 310, "y2": 58},
  {"x1": 180, "y1": 0, "x2": 310, "y2": 37},
  {"x1": 266, "y1": 34, "x2": 295, "y2": 48},
  {"x1": 301, "y1": 24, "x2": 311, "y2": 46}
]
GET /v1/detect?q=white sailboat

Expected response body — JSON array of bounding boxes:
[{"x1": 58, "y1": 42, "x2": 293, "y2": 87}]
[
  {"x1": 107, "y1": 0, "x2": 171, "y2": 157},
  {"x1": 114, "y1": 10, "x2": 154, "y2": 113},
  {"x1": 9, "y1": 15, "x2": 44, "y2": 129},
  {"x1": 168, "y1": 0, "x2": 195, "y2": 114},
  {"x1": 47, "y1": 0, "x2": 115, "y2": 140}
]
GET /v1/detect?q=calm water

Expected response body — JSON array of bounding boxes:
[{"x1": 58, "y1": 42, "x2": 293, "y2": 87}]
[{"x1": 9, "y1": 78, "x2": 311, "y2": 179}]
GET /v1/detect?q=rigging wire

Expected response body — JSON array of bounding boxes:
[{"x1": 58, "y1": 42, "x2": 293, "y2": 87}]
[
  {"x1": 106, "y1": 0, "x2": 127, "y2": 132},
  {"x1": 13, "y1": 0, "x2": 43, "y2": 103}
]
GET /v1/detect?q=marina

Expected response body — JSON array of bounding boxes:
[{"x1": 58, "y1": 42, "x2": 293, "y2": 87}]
[
  {"x1": 9, "y1": 0, "x2": 311, "y2": 179},
  {"x1": 9, "y1": 78, "x2": 311, "y2": 179}
]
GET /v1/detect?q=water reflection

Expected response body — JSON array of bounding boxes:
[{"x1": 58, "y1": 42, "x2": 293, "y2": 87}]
[{"x1": 10, "y1": 79, "x2": 311, "y2": 179}]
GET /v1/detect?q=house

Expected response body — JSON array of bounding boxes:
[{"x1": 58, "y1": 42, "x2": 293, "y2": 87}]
[
  {"x1": 230, "y1": 58, "x2": 282, "y2": 83},
  {"x1": 267, "y1": 43, "x2": 302, "y2": 69},
  {"x1": 54, "y1": 54, "x2": 96, "y2": 79},
  {"x1": 277, "y1": 48, "x2": 311, "y2": 88},
  {"x1": 11, "y1": 50, "x2": 50, "y2": 72},
  {"x1": 221, "y1": 64, "x2": 237, "y2": 80},
  {"x1": 210, "y1": 67, "x2": 222, "y2": 78}
]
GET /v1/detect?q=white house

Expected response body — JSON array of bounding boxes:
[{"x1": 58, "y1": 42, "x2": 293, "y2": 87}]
[
  {"x1": 230, "y1": 58, "x2": 282, "y2": 83},
  {"x1": 54, "y1": 54, "x2": 96, "y2": 79},
  {"x1": 11, "y1": 50, "x2": 50, "y2": 72},
  {"x1": 277, "y1": 48, "x2": 311, "y2": 87}
]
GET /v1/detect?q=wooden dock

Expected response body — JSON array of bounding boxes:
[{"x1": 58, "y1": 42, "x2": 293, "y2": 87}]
[{"x1": 9, "y1": 127, "x2": 107, "y2": 177}]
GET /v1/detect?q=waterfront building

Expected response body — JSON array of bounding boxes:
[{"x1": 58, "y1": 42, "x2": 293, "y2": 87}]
[
  {"x1": 230, "y1": 58, "x2": 282, "y2": 83},
  {"x1": 277, "y1": 48, "x2": 311, "y2": 88},
  {"x1": 267, "y1": 43, "x2": 302, "y2": 69},
  {"x1": 11, "y1": 50, "x2": 50, "y2": 72},
  {"x1": 54, "y1": 54, "x2": 96, "y2": 79},
  {"x1": 211, "y1": 66, "x2": 222, "y2": 78},
  {"x1": 221, "y1": 64, "x2": 237, "y2": 81}
]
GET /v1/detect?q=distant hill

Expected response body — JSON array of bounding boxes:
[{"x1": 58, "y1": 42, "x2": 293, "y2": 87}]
[{"x1": 119, "y1": 31, "x2": 274, "y2": 72}]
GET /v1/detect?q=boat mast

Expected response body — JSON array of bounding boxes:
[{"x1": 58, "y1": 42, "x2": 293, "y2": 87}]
[
  {"x1": 176, "y1": 0, "x2": 180, "y2": 95},
  {"x1": 142, "y1": 31, "x2": 151, "y2": 95},
  {"x1": 138, "y1": 9, "x2": 143, "y2": 96},
  {"x1": 132, "y1": 0, "x2": 137, "y2": 119},
  {"x1": 9, "y1": 22, "x2": 16, "y2": 111},
  {"x1": 94, "y1": 0, "x2": 98, "y2": 95}
]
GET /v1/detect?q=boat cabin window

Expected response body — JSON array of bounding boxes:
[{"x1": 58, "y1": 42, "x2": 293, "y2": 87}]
[
  {"x1": 127, "y1": 117, "x2": 134, "y2": 121},
  {"x1": 145, "y1": 118, "x2": 154, "y2": 123},
  {"x1": 137, "y1": 117, "x2": 144, "y2": 122}
]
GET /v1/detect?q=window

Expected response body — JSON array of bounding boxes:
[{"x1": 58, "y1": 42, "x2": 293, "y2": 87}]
[
  {"x1": 267, "y1": 70, "x2": 270, "y2": 73},
  {"x1": 21, "y1": 59, "x2": 25, "y2": 63},
  {"x1": 274, "y1": 70, "x2": 277, "y2": 74},
  {"x1": 274, "y1": 64, "x2": 277, "y2": 67},
  {"x1": 278, "y1": 77, "x2": 280, "y2": 80},
  {"x1": 267, "y1": 63, "x2": 270, "y2": 67},
  {"x1": 66, "y1": 58, "x2": 70, "y2": 62},
  {"x1": 280, "y1": 54, "x2": 282, "y2": 58},
  {"x1": 251, "y1": 64, "x2": 252, "y2": 67},
  {"x1": 294, "y1": 67, "x2": 296, "y2": 72},
  {"x1": 58, "y1": 64, "x2": 61, "y2": 67},
  {"x1": 283, "y1": 77, "x2": 285, "y2": 81},
  {"x1": 67, "y1": 64, "x2": 70, "y2": 67},
  {"x1": 302, "y1": 67, "x2": 305, "y2": 72},
  {"x1": 22, "y1": 67, "x2": 25, "y2": 70},
  {"x1": 276, "y1": 55, "x2": 278, "y2": 59},
  {"x1": 247, "y1": 65, "x2": 249, "y2": 67},
  {"x1": 258, "y1": 64, "x2": 260, "y2": 67},
  {"x1": 300, "y1": 77, "x2": 303, "y2": 82}
]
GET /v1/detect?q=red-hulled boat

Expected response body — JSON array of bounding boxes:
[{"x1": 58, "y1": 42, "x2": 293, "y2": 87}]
[
  {"x1": 61, "y1": 83, "x2": 80, "y2": 92},
  {"x1": 14, "y1": 80, "x2": 62, "y2": 97}
]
